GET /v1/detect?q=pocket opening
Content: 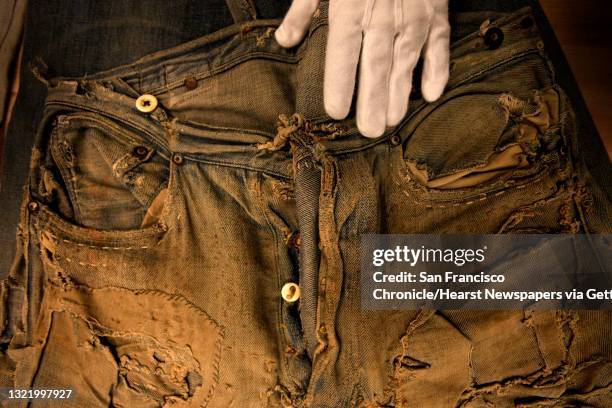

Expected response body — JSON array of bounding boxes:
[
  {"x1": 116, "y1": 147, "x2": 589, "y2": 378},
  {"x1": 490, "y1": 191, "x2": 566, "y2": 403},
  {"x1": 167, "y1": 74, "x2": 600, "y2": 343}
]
[
  {"x1": 45, "y1": 113, "x2": 171, "y2": 231},
  {"x1": 402, "y1": 87, "x2": 569, "y2": 197}
]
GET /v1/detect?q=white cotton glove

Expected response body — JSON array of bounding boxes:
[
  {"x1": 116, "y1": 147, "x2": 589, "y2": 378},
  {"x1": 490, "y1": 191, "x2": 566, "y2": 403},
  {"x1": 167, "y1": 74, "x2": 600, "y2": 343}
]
[{"x1": 275, "y1": 0, "x2": 450, "y2": 138}]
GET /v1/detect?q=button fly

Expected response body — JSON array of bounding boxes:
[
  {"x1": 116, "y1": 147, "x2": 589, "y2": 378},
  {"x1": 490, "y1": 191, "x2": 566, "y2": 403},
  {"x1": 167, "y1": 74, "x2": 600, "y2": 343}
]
[
  {"x1": 281, "y1": 283, "x2": 300, "y2": 303},
  {"x1": 135, "y1": 94, "x2": 158, "y2": 113}
]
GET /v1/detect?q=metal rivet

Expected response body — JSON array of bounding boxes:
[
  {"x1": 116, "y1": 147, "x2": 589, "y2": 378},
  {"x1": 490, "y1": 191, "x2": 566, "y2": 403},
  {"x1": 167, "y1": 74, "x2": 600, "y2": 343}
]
[
  {"x1": 484, "y1": 27, "x2": 504, "y2": 50},
  {"x1": 28, "y1": 201, "x2": 39, "y2": 212},
  {"x1": 133, "y1": 146, "x2": 149, "y2": 158},
  {"x1": 389, "y1": 135, "x2": 401, "y2": 146},
  {"x1": 281, "y1": 283, "x2": 300, "y2": 303},
  {"x1": 135, "y1": 94, "x2": 158, "y2": 113},
  {"x1": 172, "y1": 154, "x2": 184, "y2": 165},
  {"x1": 184, "y1": 77, "x2": 198, "y2": 90}
]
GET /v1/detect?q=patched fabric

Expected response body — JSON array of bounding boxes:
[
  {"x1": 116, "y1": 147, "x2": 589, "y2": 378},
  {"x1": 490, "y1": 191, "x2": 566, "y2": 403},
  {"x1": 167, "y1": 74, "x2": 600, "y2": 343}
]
[{"x1": 0, "y1": 2, "x2": 610, "y2": 408}]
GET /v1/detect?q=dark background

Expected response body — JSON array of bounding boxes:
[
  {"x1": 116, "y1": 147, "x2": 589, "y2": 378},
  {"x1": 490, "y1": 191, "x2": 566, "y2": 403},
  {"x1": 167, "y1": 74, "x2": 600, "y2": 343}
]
[{"x1": 540, "y1": 0, "x2": 612, "y2": 157}]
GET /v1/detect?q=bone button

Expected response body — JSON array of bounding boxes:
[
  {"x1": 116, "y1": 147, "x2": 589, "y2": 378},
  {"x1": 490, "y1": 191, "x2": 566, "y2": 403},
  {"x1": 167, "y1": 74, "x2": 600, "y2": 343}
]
[
  {"x1": 135, "y1": 94, "x2": 158, "y2": 113},
  {"x1": 281, "y1": 283, "x2": 301, "y2": 303}
]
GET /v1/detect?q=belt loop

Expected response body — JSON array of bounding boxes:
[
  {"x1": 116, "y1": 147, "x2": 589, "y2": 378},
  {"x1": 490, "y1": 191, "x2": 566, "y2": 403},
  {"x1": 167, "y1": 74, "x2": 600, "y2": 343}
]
[{"x1": 225, "y1": 0, "x2": 257, "y2": 23}]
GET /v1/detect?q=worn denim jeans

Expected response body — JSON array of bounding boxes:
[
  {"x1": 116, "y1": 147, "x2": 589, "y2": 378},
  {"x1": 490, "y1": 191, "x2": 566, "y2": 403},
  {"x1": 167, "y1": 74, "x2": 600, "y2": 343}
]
[{"x1": 0, "y1": 0, "x2": 611, "y2": 407}]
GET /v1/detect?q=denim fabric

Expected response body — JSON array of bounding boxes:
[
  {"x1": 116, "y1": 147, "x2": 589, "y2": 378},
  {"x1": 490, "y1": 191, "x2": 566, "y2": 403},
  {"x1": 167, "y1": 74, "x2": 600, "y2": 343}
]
[
  {"x1": 1, "y1": 1, "x2": 611, "y2": 407},
  {"x1": 0, "y1": 0, "x2": 292, "y2": 274},
  {"x1": 2, "y1": 0, "x2": 609, "y2": 272}
]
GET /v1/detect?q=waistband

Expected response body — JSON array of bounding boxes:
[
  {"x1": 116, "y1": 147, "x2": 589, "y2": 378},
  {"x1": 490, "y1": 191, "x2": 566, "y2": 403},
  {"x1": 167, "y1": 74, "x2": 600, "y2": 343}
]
[{"x1": 40, "y1": 4, "x2": 547, "y2": 179}]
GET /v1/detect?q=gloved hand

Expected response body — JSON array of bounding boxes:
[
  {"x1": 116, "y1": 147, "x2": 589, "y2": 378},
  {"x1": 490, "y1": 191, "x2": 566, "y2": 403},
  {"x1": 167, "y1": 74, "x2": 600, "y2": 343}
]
[{"x1": 275, "y1": 0, "x2": 450, "y2": 138}]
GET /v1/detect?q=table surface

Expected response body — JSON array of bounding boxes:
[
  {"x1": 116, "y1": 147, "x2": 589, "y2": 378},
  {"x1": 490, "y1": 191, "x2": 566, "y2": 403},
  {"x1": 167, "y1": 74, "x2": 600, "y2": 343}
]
[{"x1": 540, "y1": 0, "x2": 612, "y2": 158}]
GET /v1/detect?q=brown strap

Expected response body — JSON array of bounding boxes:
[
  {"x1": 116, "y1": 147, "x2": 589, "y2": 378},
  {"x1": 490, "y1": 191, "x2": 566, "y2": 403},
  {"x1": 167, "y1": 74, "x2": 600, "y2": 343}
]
[{"x1": 225, "y1": 0, "x2": 257, "y2": 23}]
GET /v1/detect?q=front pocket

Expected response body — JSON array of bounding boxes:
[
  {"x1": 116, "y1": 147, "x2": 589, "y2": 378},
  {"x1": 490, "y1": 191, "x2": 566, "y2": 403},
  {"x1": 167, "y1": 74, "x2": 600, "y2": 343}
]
[
  {"x1": 400, "y1": 86, "x2": 571, "y2": 203},
  {"x1": 28, "y1": 284, "x2": 223, "y2": 407},
  {"x1": 48, "y1": 113, "x2": 171, "y2": 230}
]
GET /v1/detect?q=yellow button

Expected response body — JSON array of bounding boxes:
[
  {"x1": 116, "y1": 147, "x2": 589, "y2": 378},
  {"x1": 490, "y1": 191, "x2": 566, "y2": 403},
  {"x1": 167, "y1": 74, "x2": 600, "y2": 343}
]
[
  {"x1": 135, "y1": 94, "x2": 158, "y2": 113},
  {"x1": 281, "y1": 283, "x2": 300, "y2": 303}
]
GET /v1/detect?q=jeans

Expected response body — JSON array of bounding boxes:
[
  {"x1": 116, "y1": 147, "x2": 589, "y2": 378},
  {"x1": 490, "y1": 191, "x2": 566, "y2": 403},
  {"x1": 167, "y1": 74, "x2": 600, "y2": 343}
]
[{"x1": 1, "y1": 0, "x2": 611, "y2": 407}]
